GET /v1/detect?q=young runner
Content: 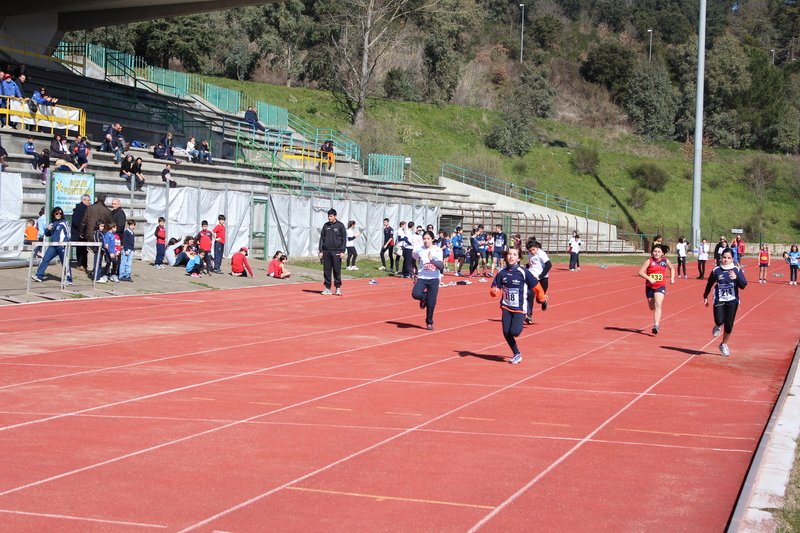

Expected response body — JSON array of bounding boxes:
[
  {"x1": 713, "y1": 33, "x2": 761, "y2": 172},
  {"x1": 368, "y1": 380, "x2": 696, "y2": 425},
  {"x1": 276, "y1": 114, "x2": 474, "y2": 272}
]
[
  {"x1": 490, "y1": 224, "x2": 507, "y2": 277},
  {"x1": 490, "y1": 245, "x2": 548, "y2": 364},
  {"x1": 411, "y1": 231, "x2": 444, "y2": 330},
  {"x1": 452, "y1": 227, "x2": 465, "y2": 276},
  {"x1": 758, "y1": 244, "x2": 770, "y2": 283},
  {"x1": 704, "y1": 248, "x2": 748, "y2": 357},
  {"x1": 437, "y1": 230, "x2": 451, "y2": 272},
  {"x1": 785, "y1": 245, "x2": 800, "y2": 285},
  {"x1": 568, "y1": 231, "x2": 582, "y2": 271},
  {"x1": 637, "y1": 244, "x2": 675, "y2": 335},
  {"x1": 345, "y1": 220, "x2": 361, "y2": 270},
  {"x1": 524, "y1": 238, "x2": 551, "y2": 324},
  {"x1": 697, "y1": 238, "x2": 710, "y2": 279},
  {"x1": 675, "y1": 236, "x2": 689, "y2": 279}
]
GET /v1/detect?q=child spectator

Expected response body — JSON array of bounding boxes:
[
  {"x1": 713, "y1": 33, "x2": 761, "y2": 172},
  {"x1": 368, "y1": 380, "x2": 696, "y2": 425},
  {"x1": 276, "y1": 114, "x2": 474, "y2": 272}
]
[
  {"x1": 104, "y1": 222, "x2": 119, "y2": 283},
  {"x1": 196, "y1": 221, "x2": 215, "y2": 274},
  {"x1": 186, "y1": 249, "x2": 205, "y2": 277},
  {"x1": 268, "y1": 252, "x2": 291, "y2": 279},
  {"x1": 72, "y1": 136, "x2": 90, "y2": 172},
  {"x1": 161, "y1": 163, "x2": 177, "y2": 188},
  {"x1": 23, "y1": 219, "x2": 37, "y2": 244},
  {"x1": 154, "y1": 142, "x2": 180, "y2": 164},
  {"x1": 132, "y1": 157, "x2": 146, "y2": 189},
  {"x1": 154, "y1": 217, "x2": 166, "y2": 269},
  {"x1": 437, "y1": 230, "x2": 451, "y2": 272},
  {"x1": 213, "y1": 215, "x2": 226, "y2": 273},
  {"x1": 165, "y1": 237, "x2": 183, "y2": 267},
  {"x1": 198, "y1": 140, "x2": 213, "y2": 165},
  {"x1": 36, "y1": 148, "x2": 49, "y2": 185},
  {"x1": 24, "y1": 136, "x2": 41, "y2": 168},
  {"x1": 119, "y1": 219, "x2": 135, "y2": 282},
  {"x1": 92, "y1": 220, "x2": 107, "y2": 282},
  {"x1": 230, "y1": 247, "x2": 254, "y2": 277}
]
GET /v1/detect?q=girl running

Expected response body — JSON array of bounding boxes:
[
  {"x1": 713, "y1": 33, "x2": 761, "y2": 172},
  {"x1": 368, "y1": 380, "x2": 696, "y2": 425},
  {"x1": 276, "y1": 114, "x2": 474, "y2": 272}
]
[
  {"x1": 704, "y1": 248, "x2": 748, "y2": 357},
  {"x1": 785, "y1": 245, "x2": 800, "y2": 285},
  {"x1": 411, "y1": 230, "x2": 444, "y2": 330},
  {"x1": 490, "y1": 245, "x2": 548, "y2": 364},
  {"x1": 524, "y1": 238, "x2": 551, "y2": 324},
  {"x1": 345, "y1": 221, "x2": 360, "y2": 270},
  {"x1": 637, "y1": 244, "x2": 675, "y2": 335},
  {"x1": 675, "y1": 236, "x2": 689, "y2": 279},
  {"x1": 758, "y1": 244, "x2": 770, "y2": 283},
  {"x1": 697, "y1": 238, "x2": 710, "y2": 279}
]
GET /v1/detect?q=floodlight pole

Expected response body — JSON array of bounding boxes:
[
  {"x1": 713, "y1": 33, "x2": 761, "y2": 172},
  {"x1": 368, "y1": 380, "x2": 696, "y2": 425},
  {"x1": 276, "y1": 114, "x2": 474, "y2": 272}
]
[
  {"x1": 772, "y1": 49, "x2": 775, "y2": 64},
  {"x1": 648, "y1": 30, "x2": 653, "y2": 62},
  {"x1": 519, "y1": 4, "x2": 525, "y2": 63},
  {"x1": 691, "y1": 0, "x2": 707, "y2": 249}
]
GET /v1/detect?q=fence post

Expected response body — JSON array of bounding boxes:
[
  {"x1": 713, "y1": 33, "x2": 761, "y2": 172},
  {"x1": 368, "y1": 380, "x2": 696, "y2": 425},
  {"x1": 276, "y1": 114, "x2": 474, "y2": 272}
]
[{"x1": 224, "y1": 183, "x2": 229, "y2": 258}]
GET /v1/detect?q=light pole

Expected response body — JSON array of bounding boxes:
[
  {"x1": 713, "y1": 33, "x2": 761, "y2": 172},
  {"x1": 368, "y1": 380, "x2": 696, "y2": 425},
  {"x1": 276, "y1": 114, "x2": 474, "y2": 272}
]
[
  {"x1": 647, "y1": 29, "x2": 653, "y2": 62},
  {"x1": 771, "y1": 49, "x2": 775, "y2": 64},
  {"x1": 519, "y1": 4, "x2": 525, "y2": 63}
]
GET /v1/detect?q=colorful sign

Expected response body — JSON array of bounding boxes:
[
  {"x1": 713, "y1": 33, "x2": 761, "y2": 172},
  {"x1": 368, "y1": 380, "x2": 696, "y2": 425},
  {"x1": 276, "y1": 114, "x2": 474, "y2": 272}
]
[{"x1": 51, "y1": 172, "x2": 95, "y2": 216}]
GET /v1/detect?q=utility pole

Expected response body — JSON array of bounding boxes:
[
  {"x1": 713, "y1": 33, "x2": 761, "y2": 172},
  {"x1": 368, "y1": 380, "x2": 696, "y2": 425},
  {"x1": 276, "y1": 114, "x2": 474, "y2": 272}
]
[{"x1": 519, "y1": 4, "x2": 525, "y2": 63}]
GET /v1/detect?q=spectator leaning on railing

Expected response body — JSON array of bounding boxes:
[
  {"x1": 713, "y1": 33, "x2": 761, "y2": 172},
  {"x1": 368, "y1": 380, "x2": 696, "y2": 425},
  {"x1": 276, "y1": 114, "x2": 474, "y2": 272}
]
[{"x1": 1, "y1": 72, "x2": 23, "y2": 129}]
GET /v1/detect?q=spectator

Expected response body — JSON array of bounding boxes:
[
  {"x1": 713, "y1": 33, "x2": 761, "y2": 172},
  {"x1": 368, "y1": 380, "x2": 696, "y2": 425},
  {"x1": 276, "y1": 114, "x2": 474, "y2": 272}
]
[
  {"x1": 186, "y1": 249, "x2": 205, "y2": 278},
  {"x1": 244, "y1": 106, "x2": 266, "y2": 132},
  {"x1": 230, "y1": 247, "x2": 254, "y2": 277},
  {"x1": 120, "y1": 155, "x2": 145, "y2": 191},
  {"x1": 196, "y1": 220, "x2": 215, "y2": 275},
  {"x1": 71, "y1": 194, "x2": 90, "y2": 271},
  {"x1": 23, "y1": 219, "x2": 37, "y2": 245},
  {"x1": 186, "y1": 136, "x2": 199, "y2": 163},
  {"x1": 132, "y1": 157, "x2": 147, "y2": 189},
  {"x1": 50, "y1": 134, "x2": 72, "y2": 162},
  {"x1": 1, "y1": 72, "x2": 23, "y2": 128},
  {"x1": 110, "y1": 198, "x2": 127, "y2": 239},
  {"x1": 318, "y1": 140, "x2": 333, "y2": 171},
  {"x1": 154, "y1": 142, "x2": 179, "y2": 164},
  {"x1": 24, "y1": 136, "x2": 40, "y2": 168},
  {"x1": 267, "y1": 254, "x2": 291, "y2": 279},
  {"x1": 72, "y1": 135, "x2": 90, "y2": 172},
  {"x1": 36, "y1": 206, "x2": 47, "y2": 243},
  {"x1": 213, "y1": 215, "x2": 226, "y2": 273},
  {"x1": 80, "y1": 193, "x2": 114, "y2": 275},
  {"x1": 0, "y1": 135, "x2": 6, "y2": 170},
  {"x1": 12, "y1": 64, "x2": 26, "y2": 78},
  {"x1": 161, "y1": 163, "x2": 177, "y2": 188},
  {"x1": 14, "y1": 74, "x2": 26, "y2": 101},
  {"x1": 102, "y1": 123, "x2": 124, "y2": 164},
  {"x1": 198, "y1": 139, "x2": 213, "y2": 165},
  {"x1": 119, "y1": 220, "x2": 136, "y2": 282},
  {"x1": 36, "y1": 149, "x2": 50, "y2": 185},
  {"x1": 154, "y1": 216, "x2": 166, "y2": 269},
  {"x1": 160, "y1": 132, "x2": 175, "y2": 155},
  {"x1": 31, "y1": 207, "x2": 73, "y2": 285}
]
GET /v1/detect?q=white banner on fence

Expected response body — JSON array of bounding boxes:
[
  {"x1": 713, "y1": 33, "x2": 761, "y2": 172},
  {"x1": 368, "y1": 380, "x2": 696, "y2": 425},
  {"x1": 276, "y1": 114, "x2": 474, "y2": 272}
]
[
  {"x1": 142, "y1": 187, "x2": 251, "y2": 262},
  {"x1": 264, "y1": 195, "x2": 439, "y2": 258},
  {"x1": 0, "y1": 172, "x2": 25, "y2": 257}
]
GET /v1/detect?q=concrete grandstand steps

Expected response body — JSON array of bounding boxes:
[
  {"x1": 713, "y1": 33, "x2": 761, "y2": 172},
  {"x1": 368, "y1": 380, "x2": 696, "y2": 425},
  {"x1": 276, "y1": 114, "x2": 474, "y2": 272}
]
[{"x1": 335, "y1": 175, "x2": 496, "y2": 210}]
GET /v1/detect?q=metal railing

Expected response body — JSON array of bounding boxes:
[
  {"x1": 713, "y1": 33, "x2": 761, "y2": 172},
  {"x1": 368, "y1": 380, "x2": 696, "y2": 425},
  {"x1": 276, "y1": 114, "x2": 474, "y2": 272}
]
[
  {"x1": 3, "y1": 36, "x2": 85, "y2": 74},
  {"x1": 367, "y1": 154, "x2": 404, "y2": 181},
  {"x1": 0, "y1": 96, "x2": 86, "y2": 136},
  {"x1": 287, "y1": 114, "x2": 361, "y2": 163},
  {"x1": 441, "y1": 164, "x2": 619, "y2": 225}
]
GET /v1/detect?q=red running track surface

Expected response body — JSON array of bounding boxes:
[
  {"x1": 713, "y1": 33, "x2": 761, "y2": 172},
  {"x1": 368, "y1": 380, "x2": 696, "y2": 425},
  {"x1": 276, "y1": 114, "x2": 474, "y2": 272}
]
[{"x1": 0, "y1": 264, "x2": 797, "y2": 532}]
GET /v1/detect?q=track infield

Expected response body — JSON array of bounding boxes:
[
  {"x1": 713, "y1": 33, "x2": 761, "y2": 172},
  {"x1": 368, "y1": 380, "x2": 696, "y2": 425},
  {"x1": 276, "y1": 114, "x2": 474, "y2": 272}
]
[{"x1": 0, "y1": 264, "x2": 797, "y2": 532}]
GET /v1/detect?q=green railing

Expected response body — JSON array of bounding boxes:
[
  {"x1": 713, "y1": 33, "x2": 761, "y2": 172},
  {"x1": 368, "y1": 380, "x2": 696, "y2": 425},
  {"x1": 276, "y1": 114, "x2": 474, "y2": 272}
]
[
  {"x1": 287, "y1": 114, "x2": 361, "y2": 163},
  {"x1": 236, "y1": 133, "x2": 341, "y2": 200},
  {"x1": 367, "y1": 154, "x2": 404, "y2": 181},
  {"x1": 441, "y1": 163, "x2": 619, "y2": 225}
]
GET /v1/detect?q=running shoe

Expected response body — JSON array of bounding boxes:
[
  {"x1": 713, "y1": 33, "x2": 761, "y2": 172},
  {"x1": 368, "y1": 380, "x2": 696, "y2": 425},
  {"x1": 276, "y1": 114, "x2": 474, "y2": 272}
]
[
  {"x1": 31, "y1": 276, "x2": 42, "y2": 282},
  {"x1": 191, "y1": 273, "x2": 200, "y2": 278},
  {"x1": 652, "y1": 324, "x2": 659, "y2": 335},
  {"x1": 712, "y1": 324, "x2": 721, "y2": 338},
  {"x1": 426, "y1": 324, "x2": 434, "y2": 330},
  {"x1": 510, "y1": 352, "x2": 522, "y2": 364},
  {"x1": 524, "y1": 314, "x2": 532, "y2": 324},
  {"x1": 541, "y1": 296, "x2": 548, "y2": 312},
  {"x1": 719, "y1": 343, "x2": 730, "y2": 357},
  {"x1": 97, "y1": 276, "x2": 108, "y2": 283},
  {"x1": 469, "y1": 274, "x2": 476, "y2": 278},
  {"x1": 378, "y1": 266, "x2": 385, "y2": 271},
  {"x1": 387, "y1": 269, "x2": 394, "y2": 273},
  {"x1": 420, "y1": 298, "x2": 427, "y2": 309},
  {"x1": 321, "y1": 288, "x2": 332, "y2": 295},
  {"x1": 352, "y1": 266, "x2": 359, "y2": 271},
  {"x1": 335, "y1": 287, "x2": 341, "y2": 296}
]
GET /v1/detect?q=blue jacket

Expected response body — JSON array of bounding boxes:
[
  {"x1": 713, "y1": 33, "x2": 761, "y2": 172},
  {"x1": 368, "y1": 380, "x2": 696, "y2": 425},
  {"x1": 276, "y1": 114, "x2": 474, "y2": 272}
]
[
  {"x1": 154, "y1": 145, "x2": 168, "y2": 159},
  {"x1": 32, "y1": 91, "x2": 48, "y2": 105},
  {"x1": 122, "y1": 228, "x2": 135, "y2": 251},
  {"x1": 244, "y1": 109, "x2": 259, "y2": 124},
  {"x1": 186, "y1": 255, "x2": 202, "y2": 273},
  {"x1": 1, "y1": 79, "x2": 22, "y2": 98},
  {"x1": 103, "y1": 231, "x2": 117, "y2": 257},
  {"x1": 44, "y1": 219, "x2": 70, "y2": 243},
  {"x1": 24, "y1": 142, "x2": 36, "y2": 155}
]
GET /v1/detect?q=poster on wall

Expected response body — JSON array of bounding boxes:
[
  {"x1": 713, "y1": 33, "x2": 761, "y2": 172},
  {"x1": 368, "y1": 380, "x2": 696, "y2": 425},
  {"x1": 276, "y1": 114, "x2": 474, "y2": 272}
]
[{"x1": 50, "y1": 172, "x2": 95, "y2": 215}]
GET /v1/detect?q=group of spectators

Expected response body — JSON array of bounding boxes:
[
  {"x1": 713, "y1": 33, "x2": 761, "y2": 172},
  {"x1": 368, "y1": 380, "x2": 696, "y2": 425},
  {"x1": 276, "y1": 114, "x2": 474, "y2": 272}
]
[{"x1": 1, "y1": 63, "x2": 60, "y2": 130}]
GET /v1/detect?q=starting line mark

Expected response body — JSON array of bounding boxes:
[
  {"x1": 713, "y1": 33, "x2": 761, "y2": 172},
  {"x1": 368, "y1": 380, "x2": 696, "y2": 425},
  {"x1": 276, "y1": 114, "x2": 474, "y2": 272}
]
[{"x1": 285, "y1": 486, "x2": 495, "y2": 509}]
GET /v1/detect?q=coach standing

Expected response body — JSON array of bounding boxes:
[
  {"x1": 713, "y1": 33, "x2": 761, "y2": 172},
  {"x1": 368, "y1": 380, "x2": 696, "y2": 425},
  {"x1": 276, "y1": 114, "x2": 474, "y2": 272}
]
[{"x1": 318, "y1": 208, "x2": 346, "y2": 296}]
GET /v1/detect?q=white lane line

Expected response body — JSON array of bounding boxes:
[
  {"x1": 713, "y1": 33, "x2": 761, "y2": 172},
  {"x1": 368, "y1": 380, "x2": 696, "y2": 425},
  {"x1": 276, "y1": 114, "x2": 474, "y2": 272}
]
[{"x1": 0, "y1": 508, "x2": 166, "y2": 528}]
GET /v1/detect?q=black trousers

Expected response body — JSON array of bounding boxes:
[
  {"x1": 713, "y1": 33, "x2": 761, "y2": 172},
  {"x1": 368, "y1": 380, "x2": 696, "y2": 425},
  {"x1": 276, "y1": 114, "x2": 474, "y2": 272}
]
[
  {"x1": 412, "y1": 277, "x2": 439, "y2": 325},
  {"x1": 402, "y1": 248, "x2": 413, "y2": 277},
  {"x1": 502, "y1": 309, "x2": 525, "y2": 354},
  {"x1": 380, "y1": 245, "x2": 394, "y2": 269},
  {"x1": 322, "y1": 250, "x2": 342, "y2": 288}
]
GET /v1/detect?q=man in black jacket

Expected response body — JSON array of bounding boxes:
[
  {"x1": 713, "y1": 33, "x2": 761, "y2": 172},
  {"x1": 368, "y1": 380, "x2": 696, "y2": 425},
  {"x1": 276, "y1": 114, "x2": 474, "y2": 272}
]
[
  {"x1": 318, "y1": 208, "x2": 347, "y2": 295},
  {"x1": 71, "y1": 194, "x2": 90, "y2": 270}
]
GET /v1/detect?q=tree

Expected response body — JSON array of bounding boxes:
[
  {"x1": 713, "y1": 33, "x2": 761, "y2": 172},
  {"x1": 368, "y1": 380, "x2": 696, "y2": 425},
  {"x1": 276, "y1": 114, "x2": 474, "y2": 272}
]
[
  {"x1": 624, "y1": 60, "x2": 676, "y2": 141},
  {"x1": 774, "y1": 105, "x2": 800, "y2": 154},
  {"x1": 531, "y1": 14, "x2": 564, "y2": 48},
  {"x1": 581, "y1": 41, "x2": 635, "y2": 98},
  {"x1": 133, "y1": 15, "x2": 216, "y2": 71},
  {"x1": 261, "y1": 0, "x2": 311, "y2": 87}
]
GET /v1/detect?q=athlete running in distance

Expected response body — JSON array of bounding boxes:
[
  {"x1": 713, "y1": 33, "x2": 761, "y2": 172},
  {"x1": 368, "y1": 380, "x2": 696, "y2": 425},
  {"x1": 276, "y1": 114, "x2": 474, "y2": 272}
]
[
  {"x1": 525, "y1": 238, "x2": 551, "y2": 324},
  {"x1": 703, "y1": 247, "x2": 747, "y2": 357},
  {"x1": 490, "y1": 245, "x2": 548, "y2": 364},
  {"x1": 411, "y1": 230, "x2": 444, "y2": 330},
  {"x1": 637, "y1": 244, "x2": 675, "y2": 335}
]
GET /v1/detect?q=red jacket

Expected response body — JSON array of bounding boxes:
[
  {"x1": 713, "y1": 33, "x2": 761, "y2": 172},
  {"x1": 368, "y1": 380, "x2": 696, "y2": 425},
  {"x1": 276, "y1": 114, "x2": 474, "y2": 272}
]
[{"x1": 231, "y1": 252, "x2": 253, "y2": 276}]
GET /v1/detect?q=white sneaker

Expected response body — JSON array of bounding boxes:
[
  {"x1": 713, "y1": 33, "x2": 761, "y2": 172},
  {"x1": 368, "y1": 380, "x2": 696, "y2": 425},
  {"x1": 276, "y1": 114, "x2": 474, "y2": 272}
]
[
  {"x1": 97, "y1": 276, "x2": 108, "y2": 283},
  {"x1": 378, "y1": 266, "x2": 385, "y2": 271},
  {"x1": 335, "y1": 287, "x2": 341, "y2": 296},
  {"x1": 712, "y1": 324, "x2": 721, "y2": 338},
  {"x1": 352, "y1": 266, "x2": 359, "y2": 271},
  {"x1": 719, "y1": 343, "x2": 730, "y2": 357}
]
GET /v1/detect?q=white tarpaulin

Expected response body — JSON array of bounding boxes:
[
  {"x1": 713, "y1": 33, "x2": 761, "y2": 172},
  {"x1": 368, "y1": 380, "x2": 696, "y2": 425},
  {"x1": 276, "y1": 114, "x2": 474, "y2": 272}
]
[
  {"x1": 0, "y1": 172, "x2": 25, "y2": 257},
  {"x1": 142, "y1": 186, "x2": 251, "y2": 261},
  {"x1": 7, "y1": 100, "x2": 81, "y2": 133},
  {"x1": 263, "y1": 195, "x2": 439, "y2": 258}
]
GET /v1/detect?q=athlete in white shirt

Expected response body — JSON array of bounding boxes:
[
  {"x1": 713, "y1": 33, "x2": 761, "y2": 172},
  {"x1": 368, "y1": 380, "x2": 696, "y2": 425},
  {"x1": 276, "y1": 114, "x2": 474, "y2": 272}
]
[
  {"x1": 412, "y1": 231, "x2": 444, "y2": 330},
  {"x1": 525, "y1": 238, "x2": 552, "y2": 324}
]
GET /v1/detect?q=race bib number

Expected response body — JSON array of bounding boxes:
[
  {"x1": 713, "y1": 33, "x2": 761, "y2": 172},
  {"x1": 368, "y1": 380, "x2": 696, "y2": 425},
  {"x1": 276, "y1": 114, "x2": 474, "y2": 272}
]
[
  {"x1": 648, "y1": 273, "x2": 663, "y2": 281},
  {"x1": 502, "y1": 288, "x2": 519, "y2": 308},
  {"x1": 718, "y1": 282, "x2": 735, "y2": 302},
  {"x1": 424, "y1": 262, "x2": 437, "y2": 271}
]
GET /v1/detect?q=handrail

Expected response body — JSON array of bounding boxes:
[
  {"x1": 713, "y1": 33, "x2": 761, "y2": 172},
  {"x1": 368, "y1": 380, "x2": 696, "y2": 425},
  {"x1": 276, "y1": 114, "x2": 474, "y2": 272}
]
[
  {"x1": 367, "y1": 153, "x2": 404, "y2": 181},
  {"x1": 405, "y1": 169, "x2": 430, "y2": 185},
  {"x1": 0, "y1": 96, "x2": 86, "y2": 136},
  {"x1": 287, "y1": 114, "x2": 361, "y2": 163},
  {"x1": 236, "y1": 133, "x2": 342, "y2": 200},
  {"x1": 441, "y1": 163, "x2": 619, "y2": 225},
  {"x1": 3, "y1": 36, "x2": 85, "y2": 74}
]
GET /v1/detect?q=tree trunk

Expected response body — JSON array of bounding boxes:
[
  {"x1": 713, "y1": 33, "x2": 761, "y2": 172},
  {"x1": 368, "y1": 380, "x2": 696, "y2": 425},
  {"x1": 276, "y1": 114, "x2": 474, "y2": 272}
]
[
  {"x1": 353, "y1": 1, "x2": 373, "y2": 126},
  {"x1": 286, "y1": 43, "x2": 292, "y2": 88}
]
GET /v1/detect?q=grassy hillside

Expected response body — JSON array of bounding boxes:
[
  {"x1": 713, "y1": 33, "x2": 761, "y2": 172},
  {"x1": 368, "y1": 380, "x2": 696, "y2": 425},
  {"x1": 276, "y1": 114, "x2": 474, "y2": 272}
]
[{"x1": 205, "y1": 75, "x2": 800, "y2": 243}]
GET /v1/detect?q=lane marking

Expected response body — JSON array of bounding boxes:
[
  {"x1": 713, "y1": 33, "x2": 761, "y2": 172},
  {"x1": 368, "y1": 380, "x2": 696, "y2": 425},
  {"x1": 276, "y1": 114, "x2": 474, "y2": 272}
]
[
  {"x1": 317, "y1": 407, "x2": 351, "y2": 411},
  {"x1": 611, "y1": 427, "x2": 755, "y2": 440},
  {"x1": 191, "y1": 398, "x2": 215, "y2": 401},
  {"x1": 458, "y1": 417, "x2": 495, "y2": 421},
  {"x1": 285, "y1": 486, "x2": 495, "y2": 509},
  {"x1": 386, "y1": 412, "x2": 422, "y2": 416},
  {"x1": 0, "y1": 508, "x2": 166, "y2": 528},
  {"x1": 248, "y1": 402, "x2": 282, "y2": 406}
]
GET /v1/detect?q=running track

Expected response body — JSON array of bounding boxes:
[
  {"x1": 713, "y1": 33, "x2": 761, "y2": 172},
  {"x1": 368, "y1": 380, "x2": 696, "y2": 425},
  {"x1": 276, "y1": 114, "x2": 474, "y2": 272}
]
[{"x1": 0, "y1": 264, "x2": 797, "y2": 532}]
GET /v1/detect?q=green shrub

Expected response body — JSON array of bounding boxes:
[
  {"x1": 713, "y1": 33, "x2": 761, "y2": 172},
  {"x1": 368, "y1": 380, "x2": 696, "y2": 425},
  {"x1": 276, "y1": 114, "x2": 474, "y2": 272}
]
[
  {"x1": 629, "y1": 184, "x2": 649, "y2": 209},
  {"x1": 631, "y1": 161, "x2": 671, "y2": 192},
  {"x1": 573, "y1": 146, "x2": 600, "y2": 176},
  {"x1": 384, "y1": 68, "x2": 421, "y2": 102},
  {"x1": 742, "y1": 154, "x2": 778, "y2": 203}
]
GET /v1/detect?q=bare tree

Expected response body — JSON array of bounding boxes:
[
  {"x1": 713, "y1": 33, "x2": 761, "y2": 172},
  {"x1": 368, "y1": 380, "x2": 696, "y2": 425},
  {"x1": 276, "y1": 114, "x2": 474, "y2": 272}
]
[{"x1": 325, "y1": 0, "x2": 436, "y2": 125}]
